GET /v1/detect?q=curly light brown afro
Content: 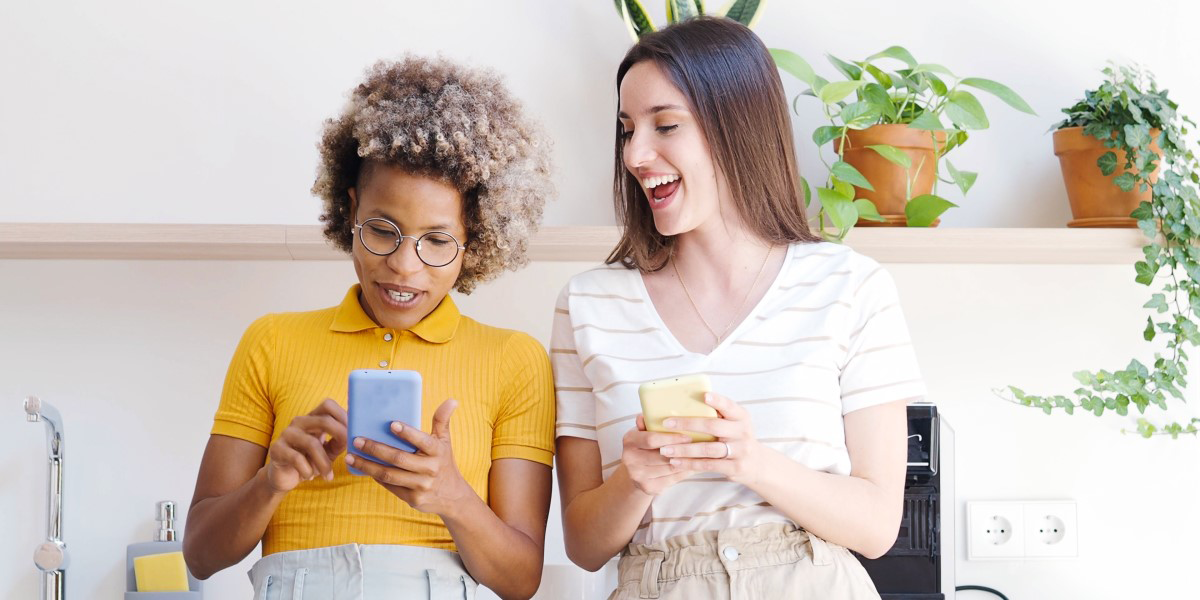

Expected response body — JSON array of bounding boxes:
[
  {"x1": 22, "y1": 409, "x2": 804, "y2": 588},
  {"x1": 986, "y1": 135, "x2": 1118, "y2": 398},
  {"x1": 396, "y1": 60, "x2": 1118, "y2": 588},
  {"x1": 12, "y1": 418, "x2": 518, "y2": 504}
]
[{"x1": 313, "y1": 56, "x2": 554, "y2": 293}]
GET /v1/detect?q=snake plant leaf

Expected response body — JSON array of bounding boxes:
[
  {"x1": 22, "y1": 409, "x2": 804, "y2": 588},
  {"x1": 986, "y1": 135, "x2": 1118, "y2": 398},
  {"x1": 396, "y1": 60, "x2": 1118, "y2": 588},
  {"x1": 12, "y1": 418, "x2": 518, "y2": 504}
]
[
  {"x1": 769, "y1": 48, "x2": 816, "y2": 87},
  {"x1": 960, "y1": 77, "x2": 1037, "y2": 115},
  {"x1": 831, "y1": 160, "x2": 875, "y2": 191},
  {"x1": 616, "y1": 0, "x2": 656, "y2": 41},
  {"x1": 864, "y1": 45, "x2": 917, "y2": 69},
  {"x1": 667, "y1": 0, "x2": 700, "y2": 23},
  {"x1": 714, "y1": 0, "x2": 766, "y2": 28},
  {"x1": 945, "y1": 90, "x2": 990, "y2": 130},
  {"x1": 905, "y1": 194, "x2": 957, "y2": 226}
]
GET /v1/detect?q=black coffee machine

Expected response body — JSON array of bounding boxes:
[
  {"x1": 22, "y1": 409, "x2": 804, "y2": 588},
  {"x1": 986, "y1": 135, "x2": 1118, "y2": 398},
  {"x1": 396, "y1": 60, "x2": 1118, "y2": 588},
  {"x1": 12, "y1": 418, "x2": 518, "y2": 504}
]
[{"x1": 856, "y1": 403, "x2": 955, "y2": 600}]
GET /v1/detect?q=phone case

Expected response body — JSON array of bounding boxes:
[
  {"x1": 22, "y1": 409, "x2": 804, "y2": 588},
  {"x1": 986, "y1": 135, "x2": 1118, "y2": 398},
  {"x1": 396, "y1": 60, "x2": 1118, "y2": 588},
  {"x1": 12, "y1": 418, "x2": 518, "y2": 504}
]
[
  {"x1": 638, "y1": 373, "x2": 717, "y2": 442},
  {"x1": 347, "y1": 369, "x2": 422, "y2": 475}
]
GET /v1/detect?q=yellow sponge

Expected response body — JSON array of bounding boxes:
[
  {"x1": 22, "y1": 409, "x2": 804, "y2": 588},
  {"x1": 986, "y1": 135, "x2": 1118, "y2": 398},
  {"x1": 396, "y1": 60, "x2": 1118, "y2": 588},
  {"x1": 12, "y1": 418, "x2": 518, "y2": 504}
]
[{"x1": 133, "y1": 551, "x2": 189, "y2": 592}]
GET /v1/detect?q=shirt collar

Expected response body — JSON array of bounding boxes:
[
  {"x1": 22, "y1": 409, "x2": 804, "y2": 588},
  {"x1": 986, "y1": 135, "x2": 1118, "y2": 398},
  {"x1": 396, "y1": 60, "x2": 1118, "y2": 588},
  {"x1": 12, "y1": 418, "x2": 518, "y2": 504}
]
[{"x1": 330, "y1": 285, "x2": 460, "y2": 343}]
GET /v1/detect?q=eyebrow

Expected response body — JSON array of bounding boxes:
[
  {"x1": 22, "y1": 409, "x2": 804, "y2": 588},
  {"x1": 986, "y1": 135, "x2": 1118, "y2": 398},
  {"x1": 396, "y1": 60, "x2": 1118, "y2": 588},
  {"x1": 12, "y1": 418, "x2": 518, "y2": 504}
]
[
  {"x1": 367, "y1": 211, "x2": 456, "y2": 232},
  {"x1": 617, "y1": 104, "x2": 688, "y2": 119}
]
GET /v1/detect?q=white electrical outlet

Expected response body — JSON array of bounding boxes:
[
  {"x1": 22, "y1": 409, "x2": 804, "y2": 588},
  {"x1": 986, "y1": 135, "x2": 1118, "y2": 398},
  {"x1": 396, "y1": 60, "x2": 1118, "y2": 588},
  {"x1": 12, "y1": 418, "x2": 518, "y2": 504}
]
[
  {"x1": 967, "y1": 501, "x2": 1025, "y2": 559},
  {"x1": 1024, "y1": 501, "x2": 1079, "y2": 558}
]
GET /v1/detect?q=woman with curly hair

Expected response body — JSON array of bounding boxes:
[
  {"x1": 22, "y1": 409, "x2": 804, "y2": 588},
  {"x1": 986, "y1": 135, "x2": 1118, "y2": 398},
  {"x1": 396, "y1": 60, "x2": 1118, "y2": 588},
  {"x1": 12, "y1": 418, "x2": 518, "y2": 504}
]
[
  {"x1": 552, "y1": 18, "x2": 923, "y2": 599},
  {"x1": 183, "y1": 56, "x2": 555, "y2": 600}
]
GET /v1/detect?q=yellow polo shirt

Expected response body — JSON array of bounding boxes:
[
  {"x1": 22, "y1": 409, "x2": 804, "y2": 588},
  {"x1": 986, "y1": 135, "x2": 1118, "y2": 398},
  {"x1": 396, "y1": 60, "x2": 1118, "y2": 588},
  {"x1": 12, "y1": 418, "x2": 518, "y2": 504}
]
[{"x1": 211, "y1": 285, "x2": 555, "y2": 555}]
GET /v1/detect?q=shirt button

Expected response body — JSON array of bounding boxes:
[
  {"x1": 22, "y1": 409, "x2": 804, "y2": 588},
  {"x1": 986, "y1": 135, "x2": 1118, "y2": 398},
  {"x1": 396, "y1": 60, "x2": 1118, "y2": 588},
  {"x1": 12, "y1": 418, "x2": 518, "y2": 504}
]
[
  {"x1": 721, "y1": 546, "x2": 739, "y2": 561},
  {"x1": 383, "y1": 333, "x2": 393, "y2": 341},
  {"x1": 379, "y1": 360, "x2": 388, "y2": 368}
]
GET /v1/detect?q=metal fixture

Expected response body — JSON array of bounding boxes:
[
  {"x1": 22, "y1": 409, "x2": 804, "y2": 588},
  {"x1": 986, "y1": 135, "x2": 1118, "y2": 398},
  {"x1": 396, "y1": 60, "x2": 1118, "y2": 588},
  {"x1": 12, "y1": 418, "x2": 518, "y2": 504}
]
[{"x1": 24, "y1": 396, "x2": 67, "y2": 600}]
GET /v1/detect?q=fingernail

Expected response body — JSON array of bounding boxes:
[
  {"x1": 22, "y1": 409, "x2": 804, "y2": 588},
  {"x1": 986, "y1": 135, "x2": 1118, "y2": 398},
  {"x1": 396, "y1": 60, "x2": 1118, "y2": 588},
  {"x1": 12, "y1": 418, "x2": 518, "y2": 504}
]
[
  {"x1": 663, "y1": 419, "x2": 677, "y2": 428},
  {"x1": 660, "y1": 447, "x2": 674, "y2": 456},
  {"x1": 353, "y1": 437, "x2": 364, "y2": 449},
  {"x1": 345, "y1": 455, "x2": 355, "y2": 465},
  {"x1": 391, "y1": 422, "x2": 403, "y2": 433},
  {"x1": 705, "y1": 393, "x2": 717, "y2": 404},
  {"x1": 324, "y1": 471, "x2": 334, "y2": 481}
]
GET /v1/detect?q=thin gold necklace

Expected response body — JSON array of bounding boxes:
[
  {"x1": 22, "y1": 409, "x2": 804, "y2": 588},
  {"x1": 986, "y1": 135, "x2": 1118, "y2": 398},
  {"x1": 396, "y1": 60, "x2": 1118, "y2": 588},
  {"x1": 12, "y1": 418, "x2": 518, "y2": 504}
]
[{"x1": 672, "y1": 246, "x2": 774, "y2": 345}]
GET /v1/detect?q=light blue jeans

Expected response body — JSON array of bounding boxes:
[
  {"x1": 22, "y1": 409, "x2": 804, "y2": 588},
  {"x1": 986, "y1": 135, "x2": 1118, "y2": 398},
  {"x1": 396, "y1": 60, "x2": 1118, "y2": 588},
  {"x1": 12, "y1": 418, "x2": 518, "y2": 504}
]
[{"x1": 248, "y1": 543, "x2": 477, "y2": 600}]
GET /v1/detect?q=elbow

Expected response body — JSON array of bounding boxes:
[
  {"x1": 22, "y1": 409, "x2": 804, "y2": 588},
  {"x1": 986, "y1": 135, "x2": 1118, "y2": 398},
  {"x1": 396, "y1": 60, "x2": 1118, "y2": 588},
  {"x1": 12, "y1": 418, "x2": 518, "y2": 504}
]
[
  {"x1": 853, "y1": 526, "x2": 900, "y2": 560},
  {"x1": 182, "y1": 538, "x2": 215, "y2": 581},
  {"x1": 564, "y1": 541, "x2": 609, "y2": 573}
]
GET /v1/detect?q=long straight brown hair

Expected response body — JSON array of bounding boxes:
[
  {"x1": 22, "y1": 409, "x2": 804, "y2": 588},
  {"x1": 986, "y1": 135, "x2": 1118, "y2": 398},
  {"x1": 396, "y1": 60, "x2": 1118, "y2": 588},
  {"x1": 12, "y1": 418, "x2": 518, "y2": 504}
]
[{"x1": 606, "y1": 16, "x2": 821, "y2": 271}]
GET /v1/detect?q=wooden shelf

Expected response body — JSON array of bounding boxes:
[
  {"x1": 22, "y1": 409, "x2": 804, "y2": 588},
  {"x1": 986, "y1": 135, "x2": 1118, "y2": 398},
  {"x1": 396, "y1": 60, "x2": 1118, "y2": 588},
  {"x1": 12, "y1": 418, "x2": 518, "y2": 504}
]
[{"x1": 0, "y1": 223, "x2": 1153, "y2": 264}]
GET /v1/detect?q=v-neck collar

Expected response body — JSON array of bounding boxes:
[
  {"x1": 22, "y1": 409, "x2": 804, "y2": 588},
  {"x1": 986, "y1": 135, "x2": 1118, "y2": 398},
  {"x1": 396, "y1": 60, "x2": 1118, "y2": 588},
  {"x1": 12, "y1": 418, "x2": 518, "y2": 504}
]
[{"x1": 632, "y1": 243, "x2": 797, "y2": 359}]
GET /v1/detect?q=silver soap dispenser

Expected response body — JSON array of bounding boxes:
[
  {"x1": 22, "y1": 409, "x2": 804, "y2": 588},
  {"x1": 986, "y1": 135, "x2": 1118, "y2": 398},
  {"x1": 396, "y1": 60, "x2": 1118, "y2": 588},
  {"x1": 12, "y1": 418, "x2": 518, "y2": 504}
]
[{"x1": 124, "y1": 501, "x2": 203, "y2": 598}]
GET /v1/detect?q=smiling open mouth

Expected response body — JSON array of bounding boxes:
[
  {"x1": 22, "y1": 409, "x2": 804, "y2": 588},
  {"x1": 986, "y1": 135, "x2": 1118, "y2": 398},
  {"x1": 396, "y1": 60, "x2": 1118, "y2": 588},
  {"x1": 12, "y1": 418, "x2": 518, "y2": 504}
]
[{"x1": 645, "y1": 174, "x2": 681, "y2": 205}]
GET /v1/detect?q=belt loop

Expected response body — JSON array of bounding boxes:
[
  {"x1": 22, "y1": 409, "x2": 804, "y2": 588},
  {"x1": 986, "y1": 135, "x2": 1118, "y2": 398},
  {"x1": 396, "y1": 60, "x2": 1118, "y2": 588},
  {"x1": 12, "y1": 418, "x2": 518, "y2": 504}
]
[
  {"x1": 292, "y1": 567, "x2": 308, "y2": 600},
  {"x1": 805, "y1": 532, "x2": 833, "y2": 566},
  {"x1": 638, "y1": 550, "x2": 666, "y2": 598},
  {"x1": 255, "y1": 574, "x2": 273, "y2": 600}
]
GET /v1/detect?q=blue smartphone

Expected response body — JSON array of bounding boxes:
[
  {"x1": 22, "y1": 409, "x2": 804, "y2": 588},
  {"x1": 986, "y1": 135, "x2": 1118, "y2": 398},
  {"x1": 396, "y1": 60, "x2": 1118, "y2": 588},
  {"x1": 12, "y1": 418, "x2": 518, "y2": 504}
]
[{"x1": 347, "y1": 369, "x2": 423, "y2": 475}]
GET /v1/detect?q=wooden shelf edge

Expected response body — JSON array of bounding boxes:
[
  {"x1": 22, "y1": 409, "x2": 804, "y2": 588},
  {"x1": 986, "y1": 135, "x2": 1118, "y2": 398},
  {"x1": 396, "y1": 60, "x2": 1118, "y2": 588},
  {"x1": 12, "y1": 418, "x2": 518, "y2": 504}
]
[{"x1": 0, "y1": 223, "x2": 1152, "y2": 264}]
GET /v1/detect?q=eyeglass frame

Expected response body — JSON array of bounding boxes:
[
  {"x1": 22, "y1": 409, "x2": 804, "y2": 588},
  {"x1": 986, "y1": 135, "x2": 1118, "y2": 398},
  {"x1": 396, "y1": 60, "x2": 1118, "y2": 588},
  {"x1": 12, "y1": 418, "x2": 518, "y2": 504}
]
[{"x1": 351, "y1": 216, "x2": 467, "y2": 267}]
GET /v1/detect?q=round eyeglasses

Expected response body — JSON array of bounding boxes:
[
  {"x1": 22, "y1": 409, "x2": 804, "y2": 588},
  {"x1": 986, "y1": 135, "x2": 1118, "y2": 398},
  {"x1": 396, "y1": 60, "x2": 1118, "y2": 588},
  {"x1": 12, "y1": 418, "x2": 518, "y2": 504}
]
[{"x1": 352, "y1": 217, "x2": 466, "y2": 267}]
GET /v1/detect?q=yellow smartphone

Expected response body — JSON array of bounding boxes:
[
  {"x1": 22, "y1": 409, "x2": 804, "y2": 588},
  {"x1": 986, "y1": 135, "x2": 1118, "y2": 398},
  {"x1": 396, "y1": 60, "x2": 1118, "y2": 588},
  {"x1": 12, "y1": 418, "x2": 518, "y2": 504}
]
[{"x1": 638, "y1": 373, "x2": 717, "y2": 442}]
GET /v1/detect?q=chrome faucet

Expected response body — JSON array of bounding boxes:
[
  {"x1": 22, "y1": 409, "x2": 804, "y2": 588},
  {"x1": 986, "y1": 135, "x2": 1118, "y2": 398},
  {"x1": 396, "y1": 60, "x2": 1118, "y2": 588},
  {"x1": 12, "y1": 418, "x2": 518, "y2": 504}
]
[{"x1": 24, "y1": 396, "x2": 67, "y2": 600}]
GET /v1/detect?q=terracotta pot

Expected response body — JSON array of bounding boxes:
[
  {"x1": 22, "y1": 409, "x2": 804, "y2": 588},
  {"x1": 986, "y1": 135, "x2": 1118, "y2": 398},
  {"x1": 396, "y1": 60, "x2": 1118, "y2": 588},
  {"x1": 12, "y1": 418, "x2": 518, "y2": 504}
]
[
  {"x1": 837, "y1": 124, "x2": 948, "y2": 227},
  {"x1": 1053, "y1": 126, "x2": 1161, "y2": 228}
]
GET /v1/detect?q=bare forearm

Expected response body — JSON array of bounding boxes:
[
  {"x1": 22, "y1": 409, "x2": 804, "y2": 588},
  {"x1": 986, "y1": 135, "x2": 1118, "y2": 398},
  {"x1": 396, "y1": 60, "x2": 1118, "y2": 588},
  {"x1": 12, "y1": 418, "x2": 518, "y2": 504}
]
[
  {"x1": 183, "y1": 468, "x2": 285, "y2": 579},
  {"x1": 749, "y1": 448, "x2": 901, "y2": 558},
  {"x1": 561, "y1": 466, "x2": 653, "y2": 571},
  {"x1": 440, "y1": 494, "x2": 544, "y2": 600}
]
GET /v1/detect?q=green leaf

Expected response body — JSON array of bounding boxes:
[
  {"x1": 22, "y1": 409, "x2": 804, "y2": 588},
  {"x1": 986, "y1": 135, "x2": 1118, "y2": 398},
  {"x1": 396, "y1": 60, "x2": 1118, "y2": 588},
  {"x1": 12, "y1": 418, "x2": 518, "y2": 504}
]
[
  {"x1": 615, "y1": 0, "x2": 656, "y2": 40},
  {"x1": 813, "y1": 125, "x2": 844, "y2": 147},
  {"x1": 905, "y1": 194, "x2": 957, "y2": 226},
  {"x1": 839, "y1": 101, "x2": 880, "y2": 127},
  {"x1": 914, "y1": 63, "x2": 956, "y2": 77},
  {"x1": 945, "y1": 90, "x2": 990, "y2": 130},
  {"x1": 1130, "y1": 201, "x2": 1154, "y2": 220},
  {"x1": 817, "y1": 187, "x2": 858, "y2": 230},
  {"x1": 769, "y1": 49, "x2": 817, "y2": 87},
  {"x1": 827, "y1": 54, "x2": 863, "y2": 81},
  {"x1": 863, "y1": 64, "x2": 893, "y2": 88},
  {"x1": 1114, "y1": 173, "x2": 1139, "y2": 192},
  {"x1": 862, "y1": 83, "x2": 897, "y2": 121},
  {"x1": 945, "y1": 160, "x2": 978, "y2": 195},
  {"x1": 1097, "y1": 151, "x2": 1118, "y2": 176},
  {"x1": 908, "y1": 111, "x2": 945, "y2": 131},
  {"x1": 1134, "y1": 260, "x2": 1157, "y2": 285},
  {"x1": 867, "y1": 144, "x2": 912, "y2": 168},
  {"x1": 1144, "y1": 316, "x2": 1156, "y2": 341},
  {"x1": 800, "y1": 176, "x2": 812, "y2": 208},
  {"x1": 925, "y1": 73, "x2": 948, "y2": 97},
  {"x1": 715, "y1": 0, "x2": 765, "y2": 27},
  {"x1": 959, "y1": 78, "x2": 1037, "y2": 115},
  {"x1": 1124, "y1": 123, "x2": 1152, "y2": 149},
  {"x1": 819, "y1": 80, "x2": 868, "y2": 105},
  {"x1": 864, "y1": 45, "x2": 917, "y2": 69},
  {"x1": 666, "y1": 0, "x2": 700, "y2": 22},
  {"x1": 831, "y1": 161, "x2": 875, "y2": 191},
  {"x1": 854, "y1": 198, "x2": 885, "y2": 221},
  {"x1": 1144, "y1": 293, "x2": 1168, "y2": 313}
]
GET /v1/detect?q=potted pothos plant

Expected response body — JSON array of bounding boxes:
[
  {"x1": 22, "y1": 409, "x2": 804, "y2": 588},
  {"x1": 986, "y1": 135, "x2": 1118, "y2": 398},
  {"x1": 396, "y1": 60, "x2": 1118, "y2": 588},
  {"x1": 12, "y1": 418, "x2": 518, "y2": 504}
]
[
  {"x1": 611, "y1": 0, "x2": 766, "y2": 40},
  {"x1": 770, "y1": 45, "x2": 1036, "y2": 241},
  {"x1": 1008, "y1": 64, "x2": 1200, "y2": 438}
]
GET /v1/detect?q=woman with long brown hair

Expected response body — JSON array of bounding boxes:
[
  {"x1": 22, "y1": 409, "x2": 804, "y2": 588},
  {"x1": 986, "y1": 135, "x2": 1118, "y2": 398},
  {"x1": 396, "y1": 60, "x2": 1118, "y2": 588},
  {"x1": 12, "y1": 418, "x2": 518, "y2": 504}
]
[{"x1": 552, "y1": 17, "x2": 925, "y2": 598}]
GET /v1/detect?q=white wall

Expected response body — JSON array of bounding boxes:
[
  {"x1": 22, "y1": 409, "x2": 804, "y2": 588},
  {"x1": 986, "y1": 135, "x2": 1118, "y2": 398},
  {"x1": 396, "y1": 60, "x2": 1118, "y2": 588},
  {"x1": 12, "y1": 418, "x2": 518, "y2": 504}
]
[
  {"x1": 2, "y1": 257, "x2": 1197, "y2": 599},
  {"x1": 1, "y1": 0, "x2": 1197, "y2": 227}
]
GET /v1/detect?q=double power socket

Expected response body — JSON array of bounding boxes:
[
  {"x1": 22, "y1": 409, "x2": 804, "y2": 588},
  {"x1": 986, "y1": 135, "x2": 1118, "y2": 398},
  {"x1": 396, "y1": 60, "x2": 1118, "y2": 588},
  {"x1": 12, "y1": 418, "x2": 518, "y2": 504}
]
[{"x1": 967, "y1": 500, "x2": 1078, "y2": 559}]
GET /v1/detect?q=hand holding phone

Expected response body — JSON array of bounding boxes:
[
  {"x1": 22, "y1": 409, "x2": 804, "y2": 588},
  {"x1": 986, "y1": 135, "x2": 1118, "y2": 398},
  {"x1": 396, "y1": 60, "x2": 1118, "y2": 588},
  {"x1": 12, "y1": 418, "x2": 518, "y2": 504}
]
[
  {"x1": 638, "y1": 374, "x2": 718, "y2": 442},
  {"x1": 347, "y1": 369, "x2": 422, "y2": 475}
]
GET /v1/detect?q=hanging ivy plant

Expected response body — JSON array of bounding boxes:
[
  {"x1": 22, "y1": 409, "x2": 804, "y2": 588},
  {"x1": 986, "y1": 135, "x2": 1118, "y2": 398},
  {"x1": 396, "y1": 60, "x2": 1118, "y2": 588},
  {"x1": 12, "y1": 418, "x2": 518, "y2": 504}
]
[{"x1": 1006, "y1": 64, "x2": 1200, "y2": 438}]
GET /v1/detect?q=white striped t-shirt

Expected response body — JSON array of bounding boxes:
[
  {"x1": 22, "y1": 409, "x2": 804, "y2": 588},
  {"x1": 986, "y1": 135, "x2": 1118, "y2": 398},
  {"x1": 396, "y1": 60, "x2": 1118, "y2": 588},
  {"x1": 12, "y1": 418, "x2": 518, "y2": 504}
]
[{"x1": 551, "y1": 241, "x2": 926, "y2": 545}]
